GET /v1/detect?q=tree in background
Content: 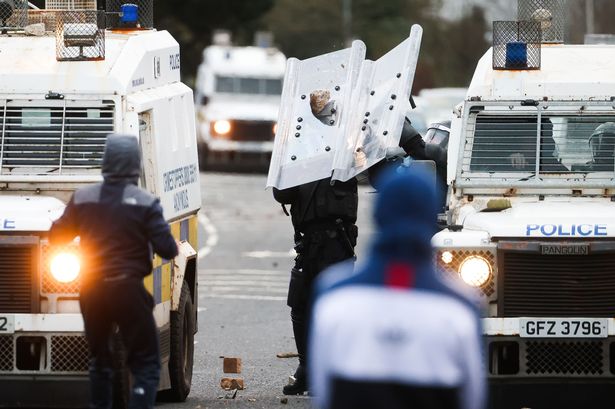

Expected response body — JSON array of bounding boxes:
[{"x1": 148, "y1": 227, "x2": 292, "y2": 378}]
[
  {"x1": 155, "y1": 0, "x2": 275, "y2": 85},
  {"x1": 264, "y1": 0, "x2": 487, "y2": 91}
]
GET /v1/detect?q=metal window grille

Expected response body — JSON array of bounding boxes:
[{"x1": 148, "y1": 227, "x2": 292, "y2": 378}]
[
  {"x1": 525, "y1": 341, "x2": 604, "y2": 376},
  {"x1": 106, "y1": 0, "x2": 153, "y2": 29},
  {"x1": 518, "y1": 0, "x2": 566, "y2": 44},
  {"x1": 0, "y1": 336, "x2": 13, "y2": 372},
  {"x1": 0, "y1": 100, "x2": 114, "y2": 175},
  {"x1": 45, "y1": 0, "x2": 97, "y2": 9},
  {"x1": 55, "y1": 10, "x2": 105, "y2": 61},
  {"x1": 460, "y1": 105, "x2": 615, "y2": 187},
  {"x1": 0, "y1": 0, "x2": 28, "y2": 29},
  {"x1": 493, "y1": 21, "x2": 541, "y2": 70},
  {"x1": 27, "y1": 10, "x2": 60, "y2": 32},
  {"x1": 50, "y1": 335, "x2": 89, "y2": 373}
]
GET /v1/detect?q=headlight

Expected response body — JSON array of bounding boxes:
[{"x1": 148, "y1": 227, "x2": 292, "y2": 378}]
[
  {"x1": 272, "y1": 122, "x2": 278, "y2": 135},
  {"x1": 458, "y1": 256, "x2": 491, "y2": 287},
  {"x1": 50, "y1": 253, "x2": 81, "y2": 283},
  {"x1": 213, "y1": 120, "x2": 231, "y2": 135}
]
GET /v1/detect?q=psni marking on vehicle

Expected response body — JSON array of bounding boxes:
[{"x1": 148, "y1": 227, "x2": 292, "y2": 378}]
[
  {"x1": 1, "y1": 219, "x2": 15, "y2": 230},
  {"x1": 526, "y1": 224, "x2": 607, "y2": 237}
]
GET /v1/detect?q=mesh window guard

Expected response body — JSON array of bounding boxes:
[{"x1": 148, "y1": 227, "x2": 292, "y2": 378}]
[{"x1": 493, "y1": 21, "x2": 542, "y2": 70}]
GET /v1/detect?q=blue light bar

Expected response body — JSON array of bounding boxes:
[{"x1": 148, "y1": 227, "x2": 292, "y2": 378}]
[
  {"x1": 120, "y1": 3, "x2": 139, "y2": 24},
  {"x1": 505, "y1": 42, "x2": 528, "y2": 69}
]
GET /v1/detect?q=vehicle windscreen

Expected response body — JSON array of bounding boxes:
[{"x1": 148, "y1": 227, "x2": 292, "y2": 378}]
[
  {"x1": 215, "y1": 76, "x2": 283, "y2": 96},
  {"x1": 467, "y1": 114, "x2": 615, "y2": 175}
]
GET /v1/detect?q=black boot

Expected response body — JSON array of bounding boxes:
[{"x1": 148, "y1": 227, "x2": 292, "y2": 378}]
[{"x1": 283, "y1": 364, "x2": 307, "y2": 395}]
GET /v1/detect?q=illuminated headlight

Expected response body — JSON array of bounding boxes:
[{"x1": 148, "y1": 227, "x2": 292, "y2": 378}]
[
  {"x1": 458, "y1": 256, "x2": 491, "y2": 287},
  {"x1": 213, "y1": 120, "x2": 231, "y2": 135},
  {"x1": 272, "y1": 122, "x2": 278, "y2": 135},
  {"x1": 50, "y1": 253, "x2": 81, "y2": 283}
]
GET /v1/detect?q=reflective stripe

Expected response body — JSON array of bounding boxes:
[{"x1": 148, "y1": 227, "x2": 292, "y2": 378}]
[{"x1": 144, "y1": 214, "x2": 198, "y2": 304}]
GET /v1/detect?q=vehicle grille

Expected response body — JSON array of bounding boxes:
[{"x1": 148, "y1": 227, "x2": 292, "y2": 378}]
[
  {"x1": 50, "y1": 335, "x2": 89, "y2": 372},
  {"x1": 0, "y1": 246, "x2": 34, "y2": 313},
  {"x1": 525, "y1": 341, "x2": 604, "y2": 376},
  {"x1": 0, "y1": 101, "x2": 114, "y2": 172},
  {"x1": 0, "y1": 336, "x2": 12, "y2": 371},
  {"x1": 230, "y1": 120, "x2": 274, "y2": 142},
  {"x1": 501, "y1": 251, "x2": 615, "y2": 317}
]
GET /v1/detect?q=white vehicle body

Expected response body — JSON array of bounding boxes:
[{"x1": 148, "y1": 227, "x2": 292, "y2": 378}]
[
  {"x1": 0, "y1": 21, "x2": 200, "y2": 407},
  {"x1": 434, "y1": 43, "x2": 615, "y2": 390},
  {"x1": 194, "y1": 45, "x2": 285, "y2": 158}
]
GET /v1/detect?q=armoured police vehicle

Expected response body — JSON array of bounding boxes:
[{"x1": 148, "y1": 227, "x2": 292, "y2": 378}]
[
  {"x1": 0, "y1": 1, "x2": 200, "y2": 407},
  {"x1": 433, "y1": 0, "x2": 615, "y2": 406},
  {"x1": 195, "y1": 33, "x2": 286, "y2": 168}
]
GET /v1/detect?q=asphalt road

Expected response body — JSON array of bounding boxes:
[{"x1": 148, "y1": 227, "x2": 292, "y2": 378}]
[{"x1": 159, "y1": 172, "x2": 375, "y2": 409}]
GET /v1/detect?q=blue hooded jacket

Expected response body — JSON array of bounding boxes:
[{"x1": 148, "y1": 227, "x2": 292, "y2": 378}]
[{"x1": 309, "y1": 168, "x2": 485, "y2": 409}]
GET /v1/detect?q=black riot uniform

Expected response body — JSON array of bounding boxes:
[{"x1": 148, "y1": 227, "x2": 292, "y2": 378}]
[
  {"x1": 50, "y1": 134, "x2": 178, "y2": 409},
  {"x1": 274, "y1": 177, "x2": 358, "y2": 395}
]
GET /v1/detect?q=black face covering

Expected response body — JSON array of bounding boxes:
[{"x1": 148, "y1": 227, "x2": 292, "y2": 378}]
[{"x1": 101, "y1": 134, "x2": 142, "y2": 185}]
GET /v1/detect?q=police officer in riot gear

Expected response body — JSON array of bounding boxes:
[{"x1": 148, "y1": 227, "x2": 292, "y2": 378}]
[
  {"x1": 274, "y1": 91, "x2": 441, "y2": 395},
  {"x1": 274, "y1": 90, "x2": 359, "y2": 395},
  {"x1": 50, "y1": 134, "x2": 178, "y2": 409}
]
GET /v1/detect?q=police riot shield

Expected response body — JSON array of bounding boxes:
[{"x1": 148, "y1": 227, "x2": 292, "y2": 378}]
[
  {"x1": 266, "y1": 41, "x2": 366, "y2": 190},
  {"x1": 332, "y1": 25, "x2": 423, "y2": 182}
]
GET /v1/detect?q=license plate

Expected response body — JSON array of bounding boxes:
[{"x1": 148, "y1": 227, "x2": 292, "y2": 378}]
[
  {"x1": 0, "y1": 315, "x2": 14, "y2": 334},
  {"x1": 520, "y1": 318, "x2": 608, "y2": 338}
]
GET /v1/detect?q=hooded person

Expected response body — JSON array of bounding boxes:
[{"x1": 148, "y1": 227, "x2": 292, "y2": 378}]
[
  {"x1": 308, "y1": 168, "x2": 485, "y2": 409},
  {"x1": 50, "y1": 134, "x2": 178, "y2": 409}
]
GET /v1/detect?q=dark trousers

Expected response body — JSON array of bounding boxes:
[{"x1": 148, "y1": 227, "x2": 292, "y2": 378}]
[
  {"x1": 288, "y1": 227, "x2": 356, "y2": 369},
  {"x1": 80, "y1": 278, "x2": 161, "y2": 409}
]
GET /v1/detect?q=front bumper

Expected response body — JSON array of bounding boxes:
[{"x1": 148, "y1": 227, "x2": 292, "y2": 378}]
[
  {"x1": 485, "y1": 318, "x2": 615, "y2": 380},
  {"x1": 1, "y1": 314, "x2": 88, "y2": 379},
  {"x1": 205, "y1": 138, "x2": 274, "y2": 153},
  {"x1": 0, "y1": 375, "x2": 89, "y2": 408}
]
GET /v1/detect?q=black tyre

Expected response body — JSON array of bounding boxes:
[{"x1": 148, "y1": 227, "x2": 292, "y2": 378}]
[{"x1": 160, "y1": 282, "x2": 194, "y2": 402}]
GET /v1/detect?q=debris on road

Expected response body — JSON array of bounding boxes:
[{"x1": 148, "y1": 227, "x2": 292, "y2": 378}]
[
  {"x1": 276, "y1": 352, "x2": 299, "y2": 359},
  {"x1": 221, "y1": 377, "x2": 245, "y2": 390},
  {"x1": 223, "y1": 357, "x2": 242, "y2": 374},
  {"x1": 280, "y1": 397, "x2": 288, "y2": 404}
]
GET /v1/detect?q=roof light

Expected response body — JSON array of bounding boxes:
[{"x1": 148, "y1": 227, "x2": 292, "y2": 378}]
[
  {"x1": 120, "y1": 3, "x2": 139, "y2": 25},
  {"x1": 506, "y1": 42, "x2": 528, "y2": 69}
]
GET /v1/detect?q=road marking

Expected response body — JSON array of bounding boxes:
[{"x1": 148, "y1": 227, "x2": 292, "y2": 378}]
[
  {"x1": 201, "y1": 280, "x2": 288, "y2": 287},
  {"x1": 198, "y1": 212, "x2": 218, "y2": 260},
  {"x1": 204, "y1": 294, "x2": 286, "y2": 302},
  {"x1": 242, "y1": 250, "x2": 295, "y2": 258},
  {"x1": 202, "y1": 286, "x2": 288, "y2": 294},
  {"x1": 202, "y1": 269, "x2": 287, "y2": 276}
]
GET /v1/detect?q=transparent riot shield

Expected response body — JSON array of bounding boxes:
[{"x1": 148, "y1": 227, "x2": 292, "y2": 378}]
[
  {"x1": 266, "y1": 40, "x2": 366, "y2": 190},
  {"x1": 332, "y1": 25, "x2": 423, "y2": 182}
]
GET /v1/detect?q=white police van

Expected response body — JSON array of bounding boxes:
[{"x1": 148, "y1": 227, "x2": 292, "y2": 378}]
[
  {"x1": 0, "y1": 1, "x2": 200, "y2": 407},
  {"x1": 433, "y1": 1, "x2": 615, "y2": 406},
  {"x1": 194, "y1": 33, "x2": 286, "y2": 167}
]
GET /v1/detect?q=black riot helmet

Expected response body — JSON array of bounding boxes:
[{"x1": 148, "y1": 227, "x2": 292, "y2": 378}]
[{"x1": 589, "y1": 122, "x2": 615, "y2": 168}]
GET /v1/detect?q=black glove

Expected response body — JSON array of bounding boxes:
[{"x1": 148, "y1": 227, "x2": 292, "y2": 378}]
[{"x1": 399, "y1": 117, "x2": 426, "y2": 158}]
